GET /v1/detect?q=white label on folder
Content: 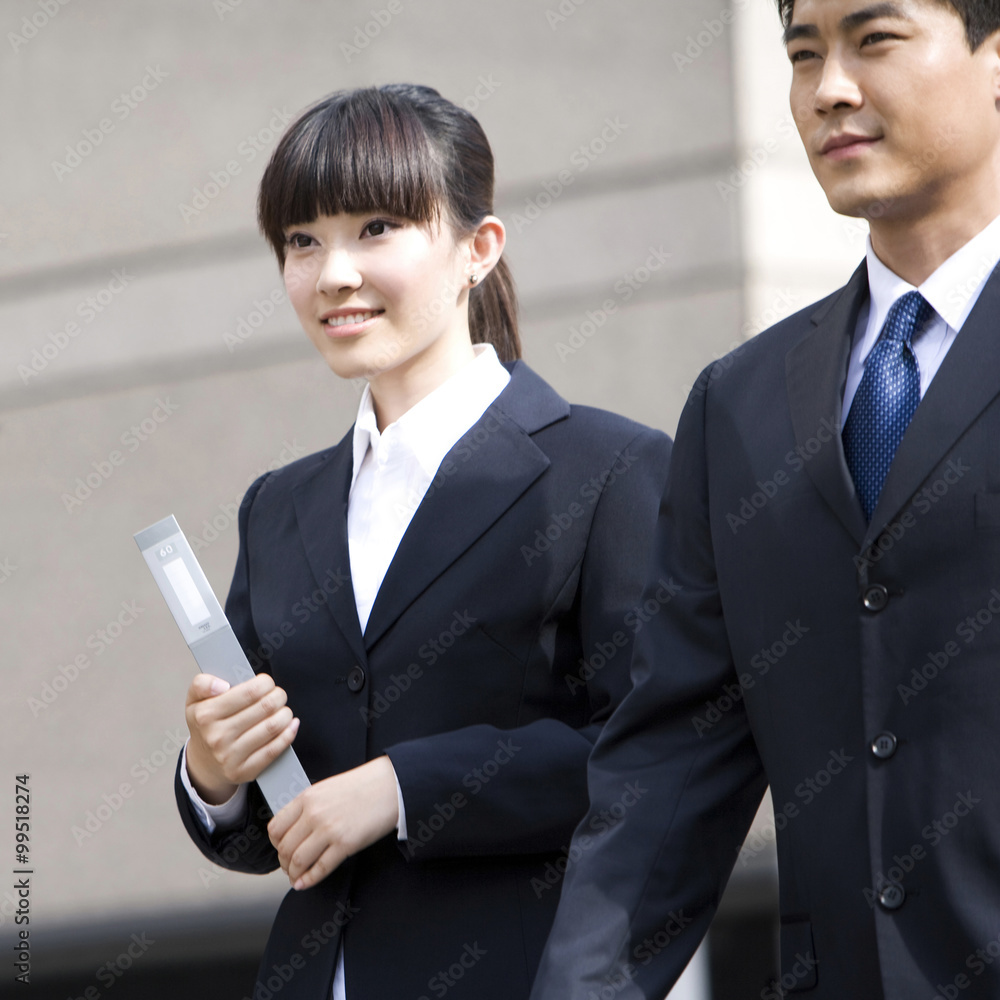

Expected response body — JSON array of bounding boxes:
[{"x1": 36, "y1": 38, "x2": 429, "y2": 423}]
[{"x1": 162, "y1": 558, "x2": 211, "y2": 626}]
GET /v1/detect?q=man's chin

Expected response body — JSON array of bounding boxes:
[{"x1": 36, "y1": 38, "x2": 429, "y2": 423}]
[{"x1": 823, "y1": 184, "x2": 904, "y2": 223}]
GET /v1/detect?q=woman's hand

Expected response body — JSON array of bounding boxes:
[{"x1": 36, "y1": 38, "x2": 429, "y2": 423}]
[
  {"x1": 184, "y1": 673, "x2": 300, "y2": 804},
  {"x1": 267, "y1": 756, "x2": 399, "y2": 890}
]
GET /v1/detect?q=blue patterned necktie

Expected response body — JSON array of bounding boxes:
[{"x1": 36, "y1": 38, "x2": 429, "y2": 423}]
[{"x1": 843, "y1": 290, "x2": 933, "y2": 520}]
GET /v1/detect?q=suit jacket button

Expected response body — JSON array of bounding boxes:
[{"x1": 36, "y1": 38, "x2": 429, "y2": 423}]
[
  {"x1": 871, "y1": 732, "x2": 898, "y2": 759},
  {"x1": 347, "y1": 666, "x2": 366, "y2": 692},
  {"x1": 878, "y1": 882, "x2": 905, "y2": 911},
  {"x1": 863, "y1": 584, "x2": 889, "y2": 612}
]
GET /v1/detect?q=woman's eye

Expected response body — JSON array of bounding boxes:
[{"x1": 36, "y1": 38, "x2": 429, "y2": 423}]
[
  {"x1": 363, "y1": 219, "x2": 393, "y2": 237},
  {"x1": 285, "y1": 232, "x2": 313, "y2": 249}
]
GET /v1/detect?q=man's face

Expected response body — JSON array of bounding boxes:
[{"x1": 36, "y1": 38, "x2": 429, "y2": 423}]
[{"x1": 787, "y1": 0, "x2": 1000, "y2": 224}]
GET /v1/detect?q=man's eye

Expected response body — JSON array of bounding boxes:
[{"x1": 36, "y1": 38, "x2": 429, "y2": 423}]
[{"x1": 862, "y1": 31, "x2": 896, "y2": 45}]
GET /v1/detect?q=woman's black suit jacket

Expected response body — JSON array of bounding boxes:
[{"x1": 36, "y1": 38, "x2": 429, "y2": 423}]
[{"x1": 174, "y1": 361, "x2": 671, "y2": 999}]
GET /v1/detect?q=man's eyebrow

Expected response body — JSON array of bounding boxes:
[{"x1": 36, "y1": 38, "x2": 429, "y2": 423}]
[{"x1": 784, "y1": 2, "x2": 913, "y2": 46}]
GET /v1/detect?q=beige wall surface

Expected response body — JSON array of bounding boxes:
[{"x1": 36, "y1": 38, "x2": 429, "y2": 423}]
[{"x1": 2, "y1": 0, "x2": 756, "y2": 939}]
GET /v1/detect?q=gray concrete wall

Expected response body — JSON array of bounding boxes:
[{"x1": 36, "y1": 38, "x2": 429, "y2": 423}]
[{"x1": 2, "y1": 0, "x2": 750, "y2": 939}]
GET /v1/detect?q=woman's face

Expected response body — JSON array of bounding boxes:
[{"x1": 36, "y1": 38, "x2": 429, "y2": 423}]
[{"x1": 282, "y1": 210, "x2": 474, "y2": 388}]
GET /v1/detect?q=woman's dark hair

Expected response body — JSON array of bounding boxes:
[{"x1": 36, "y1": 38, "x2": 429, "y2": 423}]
[
  {"x1": 775, "y1": 0, "x2": 1000, "y2": 50},
  {"x1": 257, "y1": 84, "x2": 520, "y2": 362}
]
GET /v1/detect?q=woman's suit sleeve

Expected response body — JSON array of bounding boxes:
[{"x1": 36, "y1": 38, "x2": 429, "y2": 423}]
[
  {"x1": 173, "y1": 472, "x2": 283, "y2": 875},
  {"x1": 386, "y1": 426, "x2": 672, "y2": 860}
]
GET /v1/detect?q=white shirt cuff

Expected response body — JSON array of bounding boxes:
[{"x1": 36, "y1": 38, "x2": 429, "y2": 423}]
[
  {"x1": 394, "y1": 767, "x2": 408, "y2": 842},
  {"x1": 180, "y1": 740, "x2": 249, "y2": 834}
]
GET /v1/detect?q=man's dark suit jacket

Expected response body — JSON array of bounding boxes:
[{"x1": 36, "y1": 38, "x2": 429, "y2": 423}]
[
  {"x1": 174, "y1": 361, "x2": 671, "y2": 999},
  {"x1": 530, "y1": 262, "x2": 1000, "y2": 1000}
]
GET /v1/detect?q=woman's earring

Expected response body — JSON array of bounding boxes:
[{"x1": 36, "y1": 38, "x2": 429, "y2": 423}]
[{"x1": 469, "y1": 274, "x2": 478, "y2": 286}]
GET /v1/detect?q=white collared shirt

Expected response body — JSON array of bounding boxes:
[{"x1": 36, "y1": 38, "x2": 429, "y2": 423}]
[
  {"x1": 348, "y1": 343, "x2": 511, "y2": 633},
  {"x1": 842, "y1": 213, "x2": 1000, "y2": 423},
  {"x1": 181, "y1": 342, "x2": 510, "y2": 999}
]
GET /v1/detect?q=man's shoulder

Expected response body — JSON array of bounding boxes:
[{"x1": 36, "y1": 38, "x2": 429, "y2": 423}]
[{"x1": 700, "y1": 277, "x2": 861, "y2": 388}]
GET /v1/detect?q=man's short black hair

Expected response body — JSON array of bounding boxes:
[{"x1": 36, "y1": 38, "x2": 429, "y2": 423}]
[{"x1": 775, "y1": 0, "x2": 1000, "y2": 50}]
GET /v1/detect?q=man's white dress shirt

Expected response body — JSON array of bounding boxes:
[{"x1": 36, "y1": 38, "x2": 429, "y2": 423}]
[{"x1": 842, "y1": 213, "x2": 1000, "y2": 423}]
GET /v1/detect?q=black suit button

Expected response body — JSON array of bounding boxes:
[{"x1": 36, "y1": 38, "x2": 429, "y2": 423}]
[
  {"x1": 878, "y1": 882, "x2": 905, "y2": 911},
  {"x1": 863, "y1": 585, "x2": 889, "y2": 612},
  {"x1": 346, "y1": 666, "x2": 366, "y2": 692},
  {"x1": 871, "y1": 732, "x2": 898, "y2": 759}
]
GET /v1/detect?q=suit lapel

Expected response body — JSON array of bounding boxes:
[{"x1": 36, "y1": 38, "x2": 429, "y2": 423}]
[
  {"x1": 785, "y1": 261, "x2": 870, "y2": 547},
  {"x1": 291, "y1": 438, "x2": 368, "y2": 667},
  {"x1": 866, "y1": 264, "x2": 1000, "y2": 545},
  {"x1": 362, "y1": 363, "x2": 569, "y2": 649}
]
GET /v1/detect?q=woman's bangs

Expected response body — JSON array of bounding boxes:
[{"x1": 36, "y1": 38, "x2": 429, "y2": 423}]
[{"x1": 260, "y1": 93, "x2": 444, "y2": 256}]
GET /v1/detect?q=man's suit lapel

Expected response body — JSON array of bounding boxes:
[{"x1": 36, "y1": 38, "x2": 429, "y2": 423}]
[
  {"x1": 362, "y1": 362, "x2": 569, "y2": 650},
  {"x1": 785, "y1": 261, "x2": 870, "y2": 547},
  {"x1": 867, "y1": 264, "x2": 1000, "y2": 546},
  {"x1": 291, "y1": 439, "x2": 368, "y2": 667}
]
